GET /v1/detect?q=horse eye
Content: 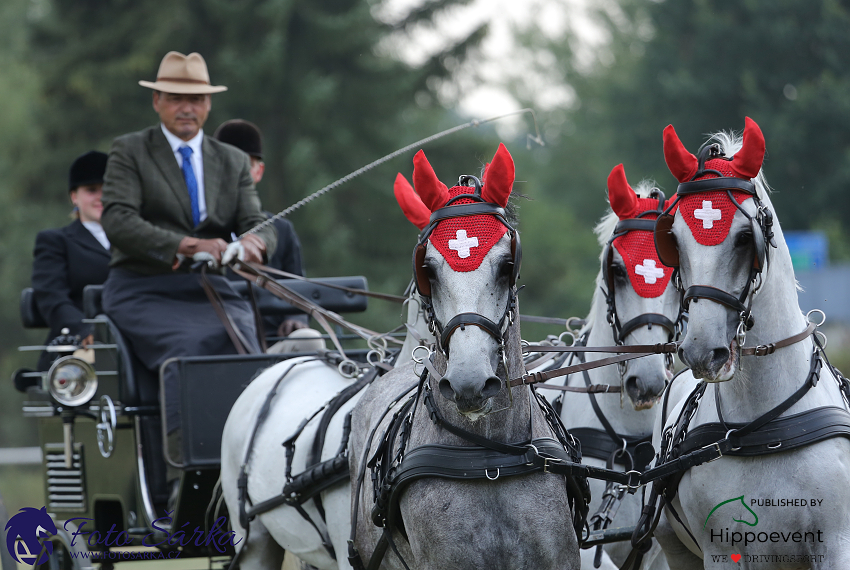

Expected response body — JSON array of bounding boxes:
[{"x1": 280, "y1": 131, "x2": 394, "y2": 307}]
[
  {"x1": 422, "y1": 263, "x2": 436, "y2": 280},
  {"x1": 735, "y1": 232, "x2": 753, "y2": 248},
  {"x1": 613, "y1": 264, "x2": 628, "y2": 279},
  {"x1": 499, "y1": 259, "x2": 514, "y2": 278}
]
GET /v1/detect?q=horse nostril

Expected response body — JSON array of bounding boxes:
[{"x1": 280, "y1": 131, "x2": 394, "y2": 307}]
[
  {"x1": 438, "y1": 378, "x2": 456, "y2": 400},
  {"x1": 482, "y1": 377, "x2": 502, "y2": 399},
  {"x1": 710, "y1": 347, "x2": 730, "y2": 371}
]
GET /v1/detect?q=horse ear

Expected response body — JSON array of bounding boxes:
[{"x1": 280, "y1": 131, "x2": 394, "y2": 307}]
[
  {"x1": 412, "y1": 150, "x2": 449, "y2": 212},
  {"x1": 663, "y1": 124, "x2": 698, "y2": 183},
  {"x1": 607, "y1": 164, "x2": 638, "y2": 219},
  {"x1": 730, "y1": 116, "x2": 765, "y2": 179},
  {"x1": 481, "y1": 143, "x2": 514, "y2": 207},
  {"x1": 394, "y1": 173, "x2": 430, "y2": 230}
]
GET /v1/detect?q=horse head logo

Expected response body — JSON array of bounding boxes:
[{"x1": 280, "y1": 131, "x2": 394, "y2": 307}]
[
  {"x1": 704, "y1": 496, "x2": 759, "y2": 529},
  {"x1": 5, "y1": 506, "x2": 57, "y2": 565}
]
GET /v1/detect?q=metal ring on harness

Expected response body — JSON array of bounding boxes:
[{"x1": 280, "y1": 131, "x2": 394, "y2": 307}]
[
  {"x1": 96, "y1": 394, "x2": 117, "y2": 458},
  {"x1": 624, "y1": 470, "x2": 641, "y2": 492},
  {"x1": 736, "y1": 319, "x2": 747, "y2": 347},
  {"x1": 338, "y1": 359, "x2": 360, "y2": 379},
  {"x1": 724, "y1": 429, "x2": 742, "y2": 452},
  {"x1": 558, "y1": 330, "x2": 577, "y2": 347},
  {"x1": 807, "y1": 308, "x2": 826, "y2": 327},
  {"x1": 411, "y1": 345, "x2": 432, "y2": 378},
  {"x1": 485, "y1": 468, "x2": 500, "y2": 480},
  {"x1": 367, "y1": 350, "x2": 385, "y2": 367}
]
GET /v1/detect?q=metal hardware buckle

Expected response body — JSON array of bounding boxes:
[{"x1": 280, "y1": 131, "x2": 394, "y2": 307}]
[
  {"x1": 703, "y1": 440, "x2": 724, "y2": 463},
  {"x1": 543, "y1": 456, "x2": 563, "y2": 474}
]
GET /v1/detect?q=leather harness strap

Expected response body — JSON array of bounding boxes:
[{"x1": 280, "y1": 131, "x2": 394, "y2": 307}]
[
  {"x1": 739, "y1": 321, "x2": 817, "y2": 356},
  {"x1": 199, "y1": 266, "x2": 253, "y2": 355},
  {"x1": 253, "y1": 263, "x2": 408, "y2": 304}
]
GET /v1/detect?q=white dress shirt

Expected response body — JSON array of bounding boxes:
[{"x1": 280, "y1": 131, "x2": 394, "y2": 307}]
[
  {"x1": 82, "y1": 221, "x2": 111, "y2": 250},
  {"x1": 160, "y1": 123, "x2": 208, "y2": 222}
]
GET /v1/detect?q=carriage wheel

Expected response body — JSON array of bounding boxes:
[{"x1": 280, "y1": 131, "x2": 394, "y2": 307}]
[{"x1": 32, "y1": 520, "x2": 94, "y2": 570}]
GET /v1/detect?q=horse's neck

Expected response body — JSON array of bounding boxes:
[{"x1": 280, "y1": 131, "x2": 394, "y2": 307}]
[
  {"x1": 716, "y1": 238, "x2": 818, "y2": 422},
  {"x1": 575, "y1": 286, "x2": 656, "y2": 435},
  {"x1": 397, "y1": 293, "x2": 434, "y2": 364}
]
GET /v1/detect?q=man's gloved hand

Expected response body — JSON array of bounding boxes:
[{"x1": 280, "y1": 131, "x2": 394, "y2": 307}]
[
  {"x1": 221, "y1": 240, "x2": 245, "y2": 266},
  {"x1": 223, "y1": 235, "x2": 267, "y2": 267},
  {"x1": 175, "y1": 237, "x2": 228, "y2": 269}
]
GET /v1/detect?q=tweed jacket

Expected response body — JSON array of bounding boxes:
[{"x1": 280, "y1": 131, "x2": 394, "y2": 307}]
[{"x1": 101, "y1": 125, "x2": 276, "y2": 275}]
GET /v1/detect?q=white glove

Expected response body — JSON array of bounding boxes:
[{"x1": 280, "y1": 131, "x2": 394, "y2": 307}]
[
  {"x1": 191, "y1": 251, "x2": 219, "y2": 269},
  {"x1": 221, "y1": 240, "x2": 246, "y2": 266}
]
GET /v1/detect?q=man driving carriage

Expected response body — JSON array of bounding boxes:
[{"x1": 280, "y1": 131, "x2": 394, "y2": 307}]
[{"x1": 99, "y1": 51, "x2": 277, "y2": 446}]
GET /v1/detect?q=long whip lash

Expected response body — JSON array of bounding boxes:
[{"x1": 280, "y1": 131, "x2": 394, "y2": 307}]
[{"x1": 239, "y1": 108, "x2": 543, "y2": 237}]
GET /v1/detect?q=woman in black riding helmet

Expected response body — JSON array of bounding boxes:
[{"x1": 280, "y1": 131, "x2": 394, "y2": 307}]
[{"x1": 31, "y1": 151, "x2": 112, "y2": 370}]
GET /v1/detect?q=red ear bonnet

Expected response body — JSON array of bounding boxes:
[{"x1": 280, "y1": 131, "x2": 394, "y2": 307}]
[
  {"x1": 412, "y1": 150, "x2": 449, "y2": 212},
  {"x1": 481, "y1": 143, "x2": 514, "y2": 207},
  {"x1": 729, "y1": 117, "x2": 765, "y2": 179},
  {"x1": 607, "y1": 164, "x2": 675, "y2": 298},
  {"x1": 408, "y1": 145, "x2": 512, "y2": 273},
  {"x1": 393, "y1": 173, "x2": 430, "y2": 230},
  {"x1": 607, "y1": 164, "x2": 638, "y2": 219},
  {"x1": 663, "y1": 125, "x2": 698, "y2": 183},
  {"x1": 668, "y1": 117, "x2": 767, "y2": 247}
]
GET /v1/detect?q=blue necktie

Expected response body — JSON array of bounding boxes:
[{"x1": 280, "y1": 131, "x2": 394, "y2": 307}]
[{"x1": 179, "y1": 146, "x2": 201, "y2": 226}]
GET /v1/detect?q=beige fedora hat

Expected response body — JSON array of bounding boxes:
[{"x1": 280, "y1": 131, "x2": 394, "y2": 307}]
[{"x1": 139, "y1": 51, "x2": 227, "y2": 94}]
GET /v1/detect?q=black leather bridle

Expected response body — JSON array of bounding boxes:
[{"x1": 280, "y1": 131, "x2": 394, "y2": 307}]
[
  {"x1": 412, "y1": 175, "x2": 521, "y2": 357},
  {"x1": 654, "y1": 144, "x2": 777, "y2": 342}
]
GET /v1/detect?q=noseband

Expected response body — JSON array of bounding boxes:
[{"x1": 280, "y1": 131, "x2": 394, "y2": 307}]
[
  {"x1": 412, "y1": 175, "x2": 521, "y2": 356},
  {"x1": 601, "y1": 189, "x2": 679, "y2": 372},
  {"x1": 654, "y1": 144, "x2": 776, "y2": 340}
]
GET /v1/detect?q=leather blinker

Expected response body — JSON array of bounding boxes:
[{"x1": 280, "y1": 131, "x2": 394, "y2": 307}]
[{"x1": 654, "y1": 213, "x2": 679, "y2": 268}]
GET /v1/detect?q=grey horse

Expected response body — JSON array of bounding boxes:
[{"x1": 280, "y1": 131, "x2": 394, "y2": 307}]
[{"x1": 349, "y1": 144, "x2": 585, "y2": 570}]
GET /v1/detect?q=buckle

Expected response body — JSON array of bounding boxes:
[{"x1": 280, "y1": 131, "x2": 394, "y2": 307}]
[
  {"x1": 753, "y1": 343, "x2": 775, "y2": 356},
  {"x1": 543, "y1": 456, "x2": 563, "y2": 474},
  {"x1": 702, "y1": 441, "x2": 724, "y2": 463},
  {"x1": 625, "y1": 470, "x2": 641, "y2": 491}
]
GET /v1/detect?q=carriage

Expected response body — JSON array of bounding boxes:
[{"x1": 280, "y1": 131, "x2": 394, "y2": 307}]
[{"x1": 11, "y1": 276, "x2": 370, "y2": 569}]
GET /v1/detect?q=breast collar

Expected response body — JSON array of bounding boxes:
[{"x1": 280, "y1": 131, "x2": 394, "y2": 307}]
[{"x1": 412, "y1": 175, "x2": 521, "y2": 356}]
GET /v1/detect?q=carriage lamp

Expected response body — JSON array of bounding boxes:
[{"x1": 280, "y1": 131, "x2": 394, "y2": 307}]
[{"x1": 47, "y1": 356, "x2": 98, "y2": 407}]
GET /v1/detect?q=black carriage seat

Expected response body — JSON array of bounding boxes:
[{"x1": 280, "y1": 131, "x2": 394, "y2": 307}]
[{"x1": 20, "y1": 287, "x2": 47, "y2": 328}]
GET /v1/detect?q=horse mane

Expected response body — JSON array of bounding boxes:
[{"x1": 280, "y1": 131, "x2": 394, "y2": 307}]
[{"x1": 704, "y1": 129, "x2": 772, "y2": 198}]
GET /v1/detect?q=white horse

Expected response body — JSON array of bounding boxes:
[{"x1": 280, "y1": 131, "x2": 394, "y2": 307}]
[
  {"x1": 650, "y1": 118, "x2": 850, "y2": 569},
  {"x1": 349, "y1": 144, "x2": 585, "y2": 570},
  {"x1": 537, "y1": 165, "x2": 678, "y2": 570},
  {"x1": 220, "y1": 287, "x2": 432, "y2": 569}
]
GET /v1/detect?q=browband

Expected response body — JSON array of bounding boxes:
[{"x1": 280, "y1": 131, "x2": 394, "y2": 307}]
[
  {"x1": 612, "y1": 219, "x2": 658, "y2": 234},
  {"x1": 418, "y1": 202, "x2": 509, "y2": 244},
  {"x1": 675, "y1": 176, "x2": 756, "y2": 196}
]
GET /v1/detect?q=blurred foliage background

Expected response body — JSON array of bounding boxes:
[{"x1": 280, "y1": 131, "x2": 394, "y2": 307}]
[{"x1": 2, "y1": 0, "x2": 850, "y2": 471}]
